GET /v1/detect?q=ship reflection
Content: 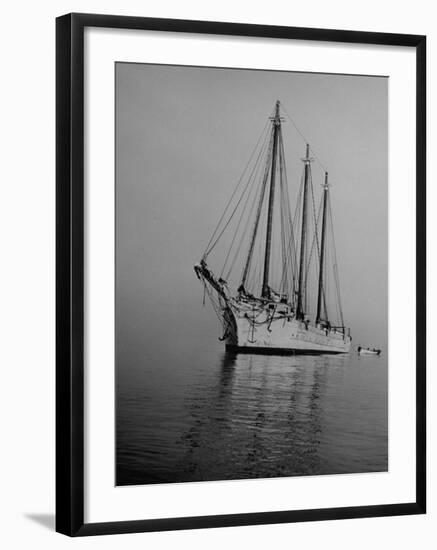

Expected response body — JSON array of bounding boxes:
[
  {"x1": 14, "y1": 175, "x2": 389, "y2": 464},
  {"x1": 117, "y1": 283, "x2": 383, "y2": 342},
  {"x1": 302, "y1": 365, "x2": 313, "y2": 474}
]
[
  {"x1": 217, "y1": 351, "x2": 237, "y2": 395},
  {"x1": 178, "y1": 351, "x2": 344, "y2": 481}
]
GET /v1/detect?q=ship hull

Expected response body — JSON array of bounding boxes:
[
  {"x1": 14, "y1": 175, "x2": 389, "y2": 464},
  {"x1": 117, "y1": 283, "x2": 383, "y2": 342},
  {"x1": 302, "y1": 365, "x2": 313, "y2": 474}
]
[
  {"x1": 224, "y1": 306, "x2": 351, "y2": 355},
  {"x1": 225, "y1": 344, "x2": 347, "y2": 355}
]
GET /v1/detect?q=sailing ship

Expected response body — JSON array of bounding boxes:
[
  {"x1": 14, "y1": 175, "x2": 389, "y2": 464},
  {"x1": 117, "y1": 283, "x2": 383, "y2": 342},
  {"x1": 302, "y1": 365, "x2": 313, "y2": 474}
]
[{"x1": 194, "y1": 100, "x2": 352, "y2": 354}]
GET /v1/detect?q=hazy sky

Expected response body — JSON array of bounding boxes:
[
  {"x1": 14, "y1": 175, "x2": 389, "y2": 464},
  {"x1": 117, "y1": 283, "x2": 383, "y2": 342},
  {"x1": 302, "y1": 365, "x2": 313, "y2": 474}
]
[{"x1": 115, "y1": 62, "x2": 388, "y2": 356}]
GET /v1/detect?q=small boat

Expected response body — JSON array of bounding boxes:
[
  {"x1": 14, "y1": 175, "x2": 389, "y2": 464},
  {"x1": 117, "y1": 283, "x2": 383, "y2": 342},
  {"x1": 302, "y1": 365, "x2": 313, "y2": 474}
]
[{"x1": 357, "y1": 346, "x2": 381, "y2": 356}]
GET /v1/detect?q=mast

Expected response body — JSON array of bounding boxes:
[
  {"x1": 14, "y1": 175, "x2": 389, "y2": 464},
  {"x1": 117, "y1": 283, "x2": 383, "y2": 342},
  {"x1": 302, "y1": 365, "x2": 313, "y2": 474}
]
[
  {"x1": 316, "y1": 172, "x2": 329, "y2": 324},
  {"x1": 296, "y1": 144, "x2": 312, "y2": 319},
  {"x1": 241, "y1": 126, "x2": 275, "y2": 289},
  {"x1": 261, "y1": 100, "x2": 281, "y2": 298}
]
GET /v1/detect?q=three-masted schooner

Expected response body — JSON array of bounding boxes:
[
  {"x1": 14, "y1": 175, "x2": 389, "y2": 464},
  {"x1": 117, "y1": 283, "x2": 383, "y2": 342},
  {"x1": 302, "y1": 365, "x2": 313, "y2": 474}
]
[{"x1": 194, "y1": 100, "x2": 352, "y2": 354}]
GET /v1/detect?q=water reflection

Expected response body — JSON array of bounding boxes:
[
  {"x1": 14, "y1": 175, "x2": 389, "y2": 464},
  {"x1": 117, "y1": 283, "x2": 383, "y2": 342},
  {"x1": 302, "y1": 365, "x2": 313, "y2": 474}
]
[
  {"x1": 176, "y1": 352, "x2": 352, "y2": 482},
  {"x1": 117, "y1": 350, "x2": 387, "y2": 485}
]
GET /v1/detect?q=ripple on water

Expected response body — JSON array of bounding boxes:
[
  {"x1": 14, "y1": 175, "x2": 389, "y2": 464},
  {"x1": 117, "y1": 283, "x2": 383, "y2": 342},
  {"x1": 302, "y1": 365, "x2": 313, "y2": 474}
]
[{"x1": 117, "y1": 349, "x2": 387, "y2": 485}]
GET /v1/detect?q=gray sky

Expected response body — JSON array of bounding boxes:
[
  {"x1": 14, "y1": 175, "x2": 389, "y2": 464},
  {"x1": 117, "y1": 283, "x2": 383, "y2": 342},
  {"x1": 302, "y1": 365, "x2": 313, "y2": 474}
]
[{"x1": 115, "y1": 63, "x2": 387, "y2": 352}]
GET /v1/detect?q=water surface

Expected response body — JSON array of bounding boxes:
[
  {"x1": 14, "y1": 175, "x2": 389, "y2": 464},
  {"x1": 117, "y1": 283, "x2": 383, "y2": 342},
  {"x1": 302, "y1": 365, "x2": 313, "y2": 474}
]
[{"x1": 116, "y1": 340, "x2": 387, "y2": 485}]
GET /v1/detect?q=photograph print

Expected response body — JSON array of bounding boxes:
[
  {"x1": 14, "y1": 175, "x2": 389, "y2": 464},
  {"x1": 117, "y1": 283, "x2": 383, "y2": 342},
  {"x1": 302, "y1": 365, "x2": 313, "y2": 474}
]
[{"x1": 115, "y1": 62, "x2": 388, "y2": 486}]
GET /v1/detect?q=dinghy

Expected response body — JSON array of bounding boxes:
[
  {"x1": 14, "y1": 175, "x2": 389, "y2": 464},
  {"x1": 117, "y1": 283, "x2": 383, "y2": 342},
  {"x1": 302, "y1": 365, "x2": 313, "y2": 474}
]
[{"x1": 357, "y1": 346, "x2": 381, "y2": 356}]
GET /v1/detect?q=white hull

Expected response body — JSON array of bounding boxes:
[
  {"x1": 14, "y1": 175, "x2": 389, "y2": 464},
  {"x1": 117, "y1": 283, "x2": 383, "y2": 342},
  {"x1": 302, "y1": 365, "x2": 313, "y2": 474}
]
[
  {"x1": 358, "y1": 349, "x2": 381, "y2": 356},
  {"x1": 224, "y1": 304, "x2": 351, "y2": 354}
]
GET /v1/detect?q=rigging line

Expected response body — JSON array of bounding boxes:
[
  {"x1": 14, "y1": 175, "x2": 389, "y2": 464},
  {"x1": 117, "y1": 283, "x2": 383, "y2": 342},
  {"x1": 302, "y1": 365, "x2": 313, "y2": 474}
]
[
  {"x1": 240, "y1": 126, "x2": 276, "y2": 286},
  {"x1": 255, "y1": 204, "x2": 268, "y2": 290},
  {"x1": 255, "y1": 210, "x2": 267, "y2": 290},
  {"x1": 225, "y1": 181, "x2": 263, "y2": 281},
  {"x1": 333, "y1": 250, "x2": 344, "y2": 326},
  {"x1": 327, "y1": 245, "x2": 338, "y2": 324},
  {"x1": 328, "y1": 194, "x2": 344, "y2": 326},
  {"x1": 220, "y1": 126, "x2": 271, "y2": 277},
  {"x1": 281, "y1": 104, "x2": 328, "y2": 175},
  {"x1": 278, "y1": 134, "x2": 288, "y2": 294},
  {"x1": 279, "y1": 142, "x2": 291, "y2": 296},
  {"x1": 282, "y1": 146, "x2": 297, "y2": 277},
  {"x1": 276, "y1": 129, "x2": 287, "y2": 294},
  {"x1": 206, "y1": 284, "x2": 228, "y2": 328},
  {"x1": 202, "y1": 117, "x2": 271, "y2": 257},
  {"x1": 278, "y1": 131, "x2": 298, "y2": 296},
  {"x1": 328, "y1": 245, "x2": 336, "y2": 324},
  {"x1": 316, "y1": 179, "x2": 330, "y2": 322},
  {"x1": 303, "y1": 168, "x2": 321, "y2": 295},
  {"x1": 309, "y1": 166, "x2": 321, "y2": 266},
  {"x1": 320, "y1": 233, "x2": 329, "y2": 322},
  {"x1": 305, "y1": 166, "x2": 323, "y2": 281},
  {"x1": 202, "y1": 282, "x2": 222, "y2": 323},
  {"x1": 293, "y1": 171, "x2": 305, "y2": 234},
  {"x1": 203, "y1": 117, "x2": 270, "y2": 257},
  {"x1": 205, "y1": 123, "x2": 272, "y2": 258},
  {"x1": 209, "y1": 122, "x2": 272, "y2": 263},
  {"x1": 273, "y1": 136, "x2": 288, "y2": 294},
  {"x1": 288, "y1": 168, "x2": 304, "y2": 300},
  {"x1": 249, "y1": 199, "x2": 268, "y2": 293},
  {"x1": 227, "y1": 128, "x2": 274, "y2": 281},
  {"x1": 246, "y1": 208, "x2": 262, "y2": 291},
  {"x1": 307, "y1": 167, "x2": 326, "y2": 312},
  {"x1": 280, "y1": 187, "x2": 289, "y2": 294},
  {"x1": 291, "y1": 172, "x2": 304, "y2": 308},
  {"x1": 321, "y1": 232, "x2": 329, "y2": 321},
  {"x1": 328, "y1": 199, "x2": 342, "y2": 322},
  {"x1": 304, "y1": 193, "x2": 323, "y2": 309},
  {"x1": 224, "y1": 146, "x2": 267, "y2": 280}
]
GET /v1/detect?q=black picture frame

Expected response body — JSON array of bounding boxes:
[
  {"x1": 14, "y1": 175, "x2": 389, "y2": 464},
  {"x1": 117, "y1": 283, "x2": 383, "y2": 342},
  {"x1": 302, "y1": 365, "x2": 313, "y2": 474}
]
[{"x1": 56, "y1": 12, "x2": 426, "y2": 537}]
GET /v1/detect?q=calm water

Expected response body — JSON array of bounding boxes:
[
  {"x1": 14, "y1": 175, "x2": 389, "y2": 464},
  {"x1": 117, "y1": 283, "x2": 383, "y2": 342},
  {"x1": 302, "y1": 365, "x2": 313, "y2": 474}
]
[{"x1": 116, "y1": 338, "x2": 387, "y2": 485}]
